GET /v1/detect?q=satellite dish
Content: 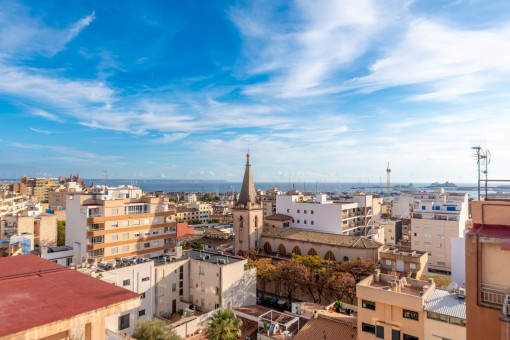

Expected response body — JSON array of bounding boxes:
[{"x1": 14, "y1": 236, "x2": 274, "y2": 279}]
[{"x1": 448, "y1": 282, "x2": 458, "y2": 293}]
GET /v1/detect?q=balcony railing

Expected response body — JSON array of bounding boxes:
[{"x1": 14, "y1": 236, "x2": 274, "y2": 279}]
[
  {"x1": 481, "y1": 283, "x2": 508, "y2": 307},
  {"x1": 88, "y1": 224, "x2": 104, "y2": 231}
]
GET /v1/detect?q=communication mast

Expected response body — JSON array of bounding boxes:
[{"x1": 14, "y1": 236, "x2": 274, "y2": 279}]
[
  {"x1": 386, "y1": 163, "x2": 391, "y2": 219},
  {"x1": 472, "y1": 146, "x2": 490, "y2": 200}
]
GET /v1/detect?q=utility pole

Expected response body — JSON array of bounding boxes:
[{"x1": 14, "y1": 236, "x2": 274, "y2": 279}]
[{"x1": 386, "y1": 163, "x2": 391, "y2": 219}]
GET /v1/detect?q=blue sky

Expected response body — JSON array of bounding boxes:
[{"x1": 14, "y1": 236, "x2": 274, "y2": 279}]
[{"x1": 1, "y1": 0, "x2": 510, "y2": 182}]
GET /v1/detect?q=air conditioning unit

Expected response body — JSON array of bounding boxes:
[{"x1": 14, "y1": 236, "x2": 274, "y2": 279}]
[{"x1": 457, "y1": 287, "x2": 466, "y2": 299}]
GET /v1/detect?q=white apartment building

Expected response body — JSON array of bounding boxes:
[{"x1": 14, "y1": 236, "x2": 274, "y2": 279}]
[
  {"x1": 410, "y1": 189, "x2": 468, "y2": 274},
  {"x1": 275, "y1": 193, "x2": 373, "y2": 235},
  {"x1": 185, "y1": 193, "x2": 197, "y2": 203},
  {"x1": 392, "y1": 193, "x2": 414, "y2": 218},
  {"x1": 79, "y1": 249, "x2": 256, "y2": 336},
  {"x1": 0, "y1": 191, "x2": 28, "y2": 217},
  {"x1": 190, "y1": 202, "x2": 212, "y2": 223}
]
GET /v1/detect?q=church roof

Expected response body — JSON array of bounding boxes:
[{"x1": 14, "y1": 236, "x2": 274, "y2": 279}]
[
  {"x1": 265, "y1": 213, "x2": 293, "y2": 221},
  {"x1": 237, "y1": 153, "x2": 258, "y2": 206},
  {"x1": 261, "y1": 226, "x2": 383, "y2": 249}
]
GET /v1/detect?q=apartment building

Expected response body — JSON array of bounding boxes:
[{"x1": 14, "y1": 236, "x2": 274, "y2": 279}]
[
  {"x1": 465, "y1": 199, "x2": 510, "y2": 340},
  {"x1": 33, "y1": 177, "x2": 58, "y2": 202},
  {"x1": 379, "y1": 247, "x2": 428, "y2": 278},
  {"x1": 0, "y1": 255, "x2": 140, "y2": 340},
  {"x1": 79, "y1": 249, "x2": 256, "y2": 336},
  {"x1": 275, "y1": 193, "x2": 373, "y2": 235},
  {"x1": 372, "y1": 219, "x2": 403, "y2": 245},
  {"x1": 190, "y1": 202, "x2": 211, "y2": 223},
  {"x1": 48, "y1": 181, "x2": 83, "y2": 211},
  {"x1": 0, "y1": 191, "x2": 28, "y2": 217},
  {"x1": 65, "y1": 189, "x2": 178, "y2": 264},
  {"x1": 176, "y1": 207, "x2": 200, "y2": 222},
  {"x1": 260, "y1": 188, "x2": 279, "y2": 217},
  {"x1": 410, "y1": 189, "x2": 468, "y2": 274},
  {"x1": 0, "y1": 214, "x2": 57, "y2": 247}
]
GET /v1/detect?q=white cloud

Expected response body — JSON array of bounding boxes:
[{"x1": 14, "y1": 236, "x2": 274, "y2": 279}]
[
  {"x1": 31, "y1": 110, "x2": 63, "y2": 122},
  {"x1": 345, "y1": 20, "x2": 510, "y2": 101},
  {"x1": 153, "y1": 133, "x2": 190, "y2": 144},
  {"x1": 29, "y1": 127, "x2": 55, "y2": 134}
]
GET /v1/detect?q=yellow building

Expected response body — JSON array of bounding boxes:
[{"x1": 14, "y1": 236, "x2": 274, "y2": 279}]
[{"x1": 33, "y1": 177, "x2": 58, "y2": 202}]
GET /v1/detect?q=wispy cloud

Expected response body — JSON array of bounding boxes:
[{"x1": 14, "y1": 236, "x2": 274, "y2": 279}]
[
  {"x1": 7, "y1": 141, "x2": 121, "y2": 161},
  {"x1": 31, "y1": 109, "x2": 63, "y2": 123},
  {"x1": 29, "y1": 127, "x2": 55, "y2": 134}
]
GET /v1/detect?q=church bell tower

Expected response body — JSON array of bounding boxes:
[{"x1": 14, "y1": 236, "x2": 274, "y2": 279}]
[{"x1": 233, "y1": 153, "x2": 263, "y2": 256}]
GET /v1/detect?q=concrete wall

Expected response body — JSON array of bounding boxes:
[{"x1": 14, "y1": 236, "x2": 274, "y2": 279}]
[
  {"x1": 65, "y1": 195, "x2": 88, "y2": 263},
  {"x1": 450, "y1": 236, "x2": 466, "y2": 286},
  {"x1": 155, "y1": 258, "x2": 190, "y2": 315},
  {"x1": 221, "y1": 261, "x2": 257, "y2": 309}
]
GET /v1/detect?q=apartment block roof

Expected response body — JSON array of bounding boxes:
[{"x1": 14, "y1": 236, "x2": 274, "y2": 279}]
[
  {"x1": 0, "y1": 254, "x2": 140, "y2": 338},
  {"x1": 424, "y1": 288, "x2": 466, "y2": 319},
  {"x1": 294, "y1": 316, "x2": 357, "y2": 340},
  {"x1": 262, "y1": 226, "x2": 382, "y2": 249},
  {"x1": 186, "y1": 249, "x2": 245, "y2": 264}
]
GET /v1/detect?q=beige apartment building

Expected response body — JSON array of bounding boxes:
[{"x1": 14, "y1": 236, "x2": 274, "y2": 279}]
[
  {"x1": 410, "y1": 189, "x2": 468, "y2": 274},
  {"x1": 33, "y1": 177, "x2": 58, "y2": 202},
  {"x1": 0, "y1": 214, "x2": 57, "y2": 246},
  {"x1": 379, "y1": 247, "x2": 428, "y2": 278},
  {"x1": 466, "y1": 199, "x2": 510, "y2": 340},
  {"x1": 66, "y1": 190, "x2": 178, "y2": 264},
  {"x1": 357, "y1": 270, "x2": 466, "y2": 340}
]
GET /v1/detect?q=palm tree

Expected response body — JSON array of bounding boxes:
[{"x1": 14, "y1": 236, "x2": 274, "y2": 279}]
[{"x1": 205, "y1": 309, "x2": 242, "y2": 340}]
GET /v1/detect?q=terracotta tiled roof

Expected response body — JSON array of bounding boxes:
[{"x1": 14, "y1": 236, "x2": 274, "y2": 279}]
[
  {"x1": 265, "y1": 213, "x2": 293, "y2": 221},
  {"x1": 294, "y1": 316, "x2": 357, "y2": 340},
  {"x1": 261, "y1": 226, "x2": 383, "y2": 249}
]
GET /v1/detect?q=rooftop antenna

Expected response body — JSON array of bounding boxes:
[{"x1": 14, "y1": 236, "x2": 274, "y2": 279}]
[
  {"x1": 472, "y1": 146, "x2": 482, "y2": 200},
  {"x1": 386, "y1": 163, "x2": 391, "y2": 219}
]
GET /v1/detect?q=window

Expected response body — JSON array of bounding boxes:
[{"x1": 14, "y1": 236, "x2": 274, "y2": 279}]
[
  {"x1": 424, "y1": 233, "x2": 432, "y2": 238},
  {"x1": 135, "y1": 243, "x2": 141, "y2": 250},
  {"x1": 118, "y1": 314, "x2": 129, "y2": 330},
  {"x1": 144, "y1": 218, "x2": 150, "y2": 224},
  {"x1": 376, "y1": 325, "x2": 384, "y2": 339},
  {"x1": 403, "y1": 334, "x2": 419, "y2": 340},
  {"x1": 304, "y1": 210, "x2": 307, "y2": 214},
  {"x1": 216, "y1": 286, "x2": 220, "y2": 295},
  {"x1": 112, "y1": 208, "x2": 118, "y2": 215},
  {"x1": 437, "y1": 234, "x2": 445, "y2": 239},
  {"x1": 450, "y1": 226, "x2": 457, "y2": 231},
  {"x1": 123, "y1": 233, "x2": 129, "y2": 239},
  {"x1": 414, "y1": 232, "x2": 419, "y2": 237},
  {"x1": 410, "y1": 263, "x2": 417, "y2": 269},
  {"x1": 438, "y1": 243, "x2": 444, "y2": 248},
  {"x1": 172, "y1": 283, "x2": 176, "y2": 292},
  {"x1": 424, "y1": 224, "x2": 431, "y2": 229},
  {"x1": 403, "y1": 309, "x2": 419, "y2": 321},
  {"x1": 142, "y1": 277, "x2": 149, "y2": 282},
  {"x1": 392, "y1": 329, "x2": 401, "y2": 340},
  {"x1": 144, "y1": 242, "x2": 150, "y2": 248},
  {"x1": 138, "y1": 309, "x2": 145, "y2": 317},
  {"x1": 297, "y1": 209, "x2": 300, "y2": 213},
  {"x1": 179, "y1": 288, "x2": 183, "y2": 296},
  {"x1": 144, "y1": 231, "x2": 150, "y2": 236},
  {"x1": 134, "y1": 232, "x2": 140, "y2": 237},
  {"x1": 362, "y1": 300, "x2": 376, "y2": 310},
  {"x1": 304, "y1": 220, "x2": 307, "y2": 224},
  {"x1": 437, "y1": 261, "x2": 446, "y2": 267},
  {"x1": 414, "y1": 225, "x2": 419, "y2": 229},
  {"x1": 111, "y1": 221, "x2": 118, "y2": 228},
  {"x1": 450, "y1": 316, "x2": 466, "y2": 327},
  {"x1": 134, "y1": 219, "x2": 140, "y2": 225},
  {"x1": 414, "y1": 241, "x2": 419, "y2": 246},
  {"x1": 297, "y1": 220, "x2": 300, "y2": 223},
  {"x1": 111, "y1": 247, "x2": 118, "y2": 254},
  {"x1": 447, "y1": 206, "x2": 456, "y2": 211},
  {"x1": 199, "y1": 266, "x2": 205, "y2": 275},
  {"x1": 153, "y1": 230, "x2": 159, "y2": 235},
  {"x1": 311, "y1": 221, "x2": 314, "y2": 225},
  {"x1": 424, "y1": 242, "x2": 432, "y2": 246},
  {"x1": 311, "y1": 210, "x2": 314, "y2": 214},
  {"x1": 153, "y1": 241, "x2": 159, "y2": 247},
  {"x1": 122, "y1": 220, "x2": 129, "y2": 227},
  {"x1": 422, "y1": 206, "x2": 426, "y2": 210},
  {"x1": 111, "y1": 234, "x2": 118, "y2": 241},
  {"x1": 153, "y1": 217, "x2": 159, "y2": 223},
  {"x1": 362, "y1": 323, "x2": 376, "y2": 334},
  {"x1": 122, "y1": 245, "x2": 129, "y2": 252},
  {"x1": 385, "y1": 260, "x2": 392, "y2": 266},
  {"x1": 287, "y1": 209, "x2": 289, "y2": 213},
  {"x1": 437, "y1": 226, "x2": 444, "y2": 230},
  {"x1": 123, "y1": 279, "x2": 130, "y2": 286},
  {"x1": 201, "y1": 282, "x2": 205, "y2": 292},
  {"x1": 141, "y1": 292, "x2": 145, "y2": 299}
]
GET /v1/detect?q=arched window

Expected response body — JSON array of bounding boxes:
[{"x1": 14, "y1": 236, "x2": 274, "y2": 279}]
[
  {"x1": 255, "y1": 216, "x2": 258, "y2": 228},
  {"x1": 324, "y1": 250, "x2": 336, "y2": 262},
  {"x1": 263, "y1": 242, "x2": 272, "y2": 253},
  {"x1": 291, "y1": 246, "x2": 302, "y2": 255},
  {"x1": 307, "y1": 248, "x2": 317, "y2": 256},
  {"x1": 277, "y1": 244, "x2": 286, "y2": 255},
  {"x1": 239, "y1": 216, "x2": 244, "y2": 228}
]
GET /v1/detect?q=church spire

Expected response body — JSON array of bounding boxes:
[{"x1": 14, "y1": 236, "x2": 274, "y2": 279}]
[{"x1": 237, "y1": 153, "x2": 257, "y2": 206}]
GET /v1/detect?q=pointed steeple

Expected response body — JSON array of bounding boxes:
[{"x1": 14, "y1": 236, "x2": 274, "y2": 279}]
[{"x1": 237, "y1": 153, "x2": 258, "y2": 206}]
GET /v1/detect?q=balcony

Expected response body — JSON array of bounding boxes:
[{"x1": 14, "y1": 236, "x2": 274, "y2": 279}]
[
  {"x1": 481, "y1": 283, "x2": 508, "y2": 307},
  {"x1": 88, "y1": 249, "x2": 104, "y2": 258},
  {"x1": 88, "y1": 224, "x2": 105, "y2": 231}
]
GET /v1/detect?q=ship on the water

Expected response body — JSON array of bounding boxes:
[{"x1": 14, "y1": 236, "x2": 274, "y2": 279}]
[{"x1": 427, "y1": 181, "x2": 457, "y2": 188}]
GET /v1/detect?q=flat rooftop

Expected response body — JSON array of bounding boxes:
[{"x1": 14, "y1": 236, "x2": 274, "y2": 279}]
[
  {"x1": 185, "y1": 249, "x2": 245, "y2": 264},
  {"x1": 424, "y1": 288, "x2": 466, "y2": 319},
  {"x1": 0, "y1": 254, "x2": 140, "y2": 338}
]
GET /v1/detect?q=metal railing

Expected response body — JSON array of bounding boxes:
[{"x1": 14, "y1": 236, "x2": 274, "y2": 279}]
[{"x1": 481, "y1": 283, "x2": 508, "y2": 307}]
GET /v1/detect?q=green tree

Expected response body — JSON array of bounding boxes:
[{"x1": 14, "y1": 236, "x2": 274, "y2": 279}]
[
  {"x1": 57, "y1": 220, "x2": 65, "y2": 246},
  {"x1": 420, "y1": 274, "x2": 451, "y2": 289},
  {"x1": 205, "y1": 309, "x2": 242, "y2": 340},
  {"x1": 326, "y1": 272, "x2": 356, "y2": 303},
  {"x1": 133, "y1": 319, "x2": 181, "y2": 340},
  {"x1": 251, "y1": 257, "x2": 276, "y2": 298},
  {"x1": 189, "y1": 241, "x2": 204, "y2": 250}
]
